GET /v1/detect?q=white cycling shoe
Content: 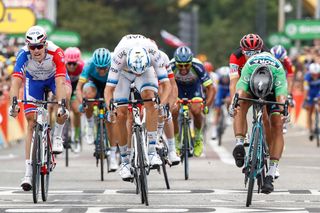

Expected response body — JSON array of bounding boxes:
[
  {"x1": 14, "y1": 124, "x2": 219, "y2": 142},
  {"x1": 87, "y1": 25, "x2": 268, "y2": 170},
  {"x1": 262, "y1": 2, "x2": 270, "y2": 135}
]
[
  {"x1": 168, "y1": 151, "x2": 180, "y2": 165},
  {"x1": 52, "y1": 136, "x2": 63, "y2": 154},
  {"x1": 148, "y1": 152, "x2": 162, "y2": 166},
  {"x1": 119, "y1": 162, "x2": 132, "y2": 180},
  {"x1": 20, "y1": 176, "x2": 32, "y2": 191},
  {"x1": 109, "y1": 157, "x2": 119, "y2": 172}
]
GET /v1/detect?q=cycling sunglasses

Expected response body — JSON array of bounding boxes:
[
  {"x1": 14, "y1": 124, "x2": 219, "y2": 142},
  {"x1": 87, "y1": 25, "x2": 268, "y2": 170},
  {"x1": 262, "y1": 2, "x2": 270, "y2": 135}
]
[
  {"x1": 28, "y1": 44, "x2": 45, "y2": 50},
  {"x1": 176, "y1": 62, "x2": 192, "y2": 68},
  {"x1": 67, "y1": 62, "x2": 77, "y2": 66},
  {"x1": 97, "y1": 66, "x2": 109, "y2": 71},
  {"x1": 242, "y1": 50, "x2": 261, "y2": 57}
]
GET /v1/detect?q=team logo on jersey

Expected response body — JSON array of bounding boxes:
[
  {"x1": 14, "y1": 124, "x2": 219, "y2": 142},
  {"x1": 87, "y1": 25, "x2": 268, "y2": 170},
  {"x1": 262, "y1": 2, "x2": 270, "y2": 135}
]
[
  {"x1": 117, "y1": 50, "x2": 126, "y2": 59},
  {"x1": 249, "y1": 56, "x2": 281, "y2": 68},
  {"x1": 230, "y1": 63, "x2": 239, "y2": 74}
]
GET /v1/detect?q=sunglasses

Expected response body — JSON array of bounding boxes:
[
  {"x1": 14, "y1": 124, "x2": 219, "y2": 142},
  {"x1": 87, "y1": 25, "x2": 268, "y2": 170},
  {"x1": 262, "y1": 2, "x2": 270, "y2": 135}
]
[
  {"x1": 97, "y1": 66, "x2": 109, "y2": 71},
  {"x1": 243, "y1": 50, "x2": 261, "y2": 57},
  {"x1": 28, "y1": 44, "x2": 45, "y2": 50},
  {"x1": 67, "y1": 62, "x2": 77, "y2": 66},
  {"x1": 176, "y1": 62, "x2": 192, "y2": 68}
]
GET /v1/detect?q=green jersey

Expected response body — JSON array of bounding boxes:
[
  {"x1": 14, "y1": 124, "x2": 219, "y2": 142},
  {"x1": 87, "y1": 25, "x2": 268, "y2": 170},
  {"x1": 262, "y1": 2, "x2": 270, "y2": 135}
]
[{"x1": 236, "y1": 52, "x2": 288, "y2": 97}]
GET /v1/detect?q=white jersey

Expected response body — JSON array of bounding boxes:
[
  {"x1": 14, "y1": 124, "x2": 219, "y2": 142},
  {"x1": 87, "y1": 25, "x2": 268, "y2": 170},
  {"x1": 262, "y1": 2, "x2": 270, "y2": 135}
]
[{"x1": 107, "y1": 34, "x2": 168, "y2": 87}]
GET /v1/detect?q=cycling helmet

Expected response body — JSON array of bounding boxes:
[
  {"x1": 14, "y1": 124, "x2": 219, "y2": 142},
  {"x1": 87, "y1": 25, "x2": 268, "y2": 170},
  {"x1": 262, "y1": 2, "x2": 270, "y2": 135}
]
[
  {"x1": 309, "y1": 63, "x2": 320, "y2": 74},
  {"x1": 249, "y1": 65, "x2": 273, "y2": 99},
  {"x1": 203, "y1": 61, "x2": 214, "y2": 72},
  {"x1": 240, "y1": 34, "x2": 263, "y2": 51},
  {"x1": 127, "y1": 47, "x2": 151, "y2": 75},
  {"x1": 25, "y1": 26, "x2": 47, "y2": 45},
  {"x1": 174, "y1": 46, "x2": 193, "y2": 63},
  {"x1": 270, "y1": 45, "x2": 287, "y2": 61},
  {"x1": 65, "y1": 47, "x2": 81, "y2": 63},
  {"x1": 92, "y1": 48, "x2": 111, "y2": 68},
  {"x1": 217, "y1": 66, "x2": 230, "y2": 77}
]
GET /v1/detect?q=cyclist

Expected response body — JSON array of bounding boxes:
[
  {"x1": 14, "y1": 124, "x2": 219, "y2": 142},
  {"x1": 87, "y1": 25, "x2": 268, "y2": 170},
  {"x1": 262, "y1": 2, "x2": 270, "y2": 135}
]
[
  {"x1": 9, "y1": 25, "x2": 71, "y2": 191},
  {"x1": 211, "y1": 66, "x2": 231, "y2": 140},
  {"x1": 104, "y1": 34, "x2": 171, "y2": 180},
  {"x1": 65, "y1": 47, "x2": 84, "y2": 152},
  {"x1": 303, "y1": 62, "x2": 320, "y2": 141},
  {"x1": 232, "y1": 51, "x2": 288, "y2": 194},
  {"x1": 76, "y1": 48, "x2": 119, "y2": 171},
  {"x1": 170, "y1": 46, "x2": 215, "y2": 157}
]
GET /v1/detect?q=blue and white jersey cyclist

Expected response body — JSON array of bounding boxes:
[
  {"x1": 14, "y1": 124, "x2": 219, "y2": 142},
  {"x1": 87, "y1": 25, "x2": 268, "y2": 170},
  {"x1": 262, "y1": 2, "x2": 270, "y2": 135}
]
[
  {"x1": 75, "y1": 48, "x2": 119, "y2": 172},
  {"x1": 170, "y1": 46, "x2": 215, "y2": 157},
  {"x1": 104, "y1": 34, "x2": 172, "y2": 181},
  {"x1": 303, "y1": 62, "x2": 320, "y2": 141},
  {"x1": 9, "y1": 25, "x2": 71, "y2": 191}
]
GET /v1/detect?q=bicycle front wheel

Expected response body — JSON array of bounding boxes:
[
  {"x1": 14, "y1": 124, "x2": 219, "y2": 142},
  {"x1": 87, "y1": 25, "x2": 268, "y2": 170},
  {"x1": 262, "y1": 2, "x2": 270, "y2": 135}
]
[
  {"x1": 246, "y1": 127, "x2": 260, "y2": 207},
  {"x1": 135, "y1": 127, "x2": 149, "y2": 206},
  {"x1": 32, "y1": 124, "x2": 41, "y2": 203},
  {"x1": 183, "y1": 121, "x2": 190, "y2": 180},
  {"x1": 99, "y1": 119, "x2": 105, "y2": 181},
  {"x1": 315, "y1": 110, "x2": 319, "y2": 147},
  {"x1": 41, "y1": 129, "x2": 52, "y2": 201},
  {"x1": 159, "y1": 142, "x2": 170, "y2": 189}
]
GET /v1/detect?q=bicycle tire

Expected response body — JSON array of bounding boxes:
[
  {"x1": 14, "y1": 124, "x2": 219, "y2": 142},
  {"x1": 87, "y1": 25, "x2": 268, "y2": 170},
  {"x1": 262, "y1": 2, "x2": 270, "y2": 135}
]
[
  {"x1": 63, "y1": 120, "x2": 70, "y2": 167},
  {"x1": 315, "y1": 110, "x2": 319, "y2": 147},
  {"x1": 183, "y1": 121, "x2": 189, "y2": 180},
  {"x1": 135, "y1": 127, "x2": 149, "y2": 206},
  {"x1": 217, "y1": 110, "x2": 225, "y2": 146},
  {"x1": 246, "y1": 127, "x2": 259, "y2": 207},
  {"x1": 99, "y1": 119, "x2": 105, "y2": 181},
  {"x1": 32, "y1": 124, "x2": 41, "y2": 203},
  {"x1": 104, "y1": 127, "x2": 111, "y2": 173},
  {"x1": 159, "y1": 144, "x2": 170, "y2": 189},
  {"x1": 41, "y1": 129, "x2": 51, "y2": 201}
]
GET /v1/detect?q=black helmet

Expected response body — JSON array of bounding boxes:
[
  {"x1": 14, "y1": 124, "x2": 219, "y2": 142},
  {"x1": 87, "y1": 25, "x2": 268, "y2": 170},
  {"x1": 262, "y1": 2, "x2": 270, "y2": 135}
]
[{"x1": 249, "y1": 65, "x2": 273, "y2": 99}]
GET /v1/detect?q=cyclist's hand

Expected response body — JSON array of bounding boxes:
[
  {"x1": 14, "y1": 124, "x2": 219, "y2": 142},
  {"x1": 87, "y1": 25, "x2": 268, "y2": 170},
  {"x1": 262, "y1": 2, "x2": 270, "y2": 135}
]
[
  {"x1": 9, "y1": 104, "x2": 20, "y2": 117},
  {"x1": 229, "y1": 105, "x2": 240, "y2": 117},
  {"x1": 287, "y1": 94, "x2": 295, "y2": 107},
  {"x1": 57, "y1": 107, "x2": 69, "y2": 119}
]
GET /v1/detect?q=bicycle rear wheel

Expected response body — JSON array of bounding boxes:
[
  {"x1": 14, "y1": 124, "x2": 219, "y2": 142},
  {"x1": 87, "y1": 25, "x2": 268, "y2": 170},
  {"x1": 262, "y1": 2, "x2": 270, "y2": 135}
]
[
  {"x1": 135, "y1": 127, "x2": 149, "y2": 206},
  {"x1": 41, "y1": 129, "x2": 52, "y2": 201},
  {"x1": 99, "y1": 119, "x2": 105, "y2": 181},
  {"x1": 246, "y1": 127, "x2": 259, "y2": 207},
  {"x1": 32, "y1": 124, "x2": 41, "y2": 203},
  {"x1": 183, "y1": 122, "x2": 190, "y2": 180}
]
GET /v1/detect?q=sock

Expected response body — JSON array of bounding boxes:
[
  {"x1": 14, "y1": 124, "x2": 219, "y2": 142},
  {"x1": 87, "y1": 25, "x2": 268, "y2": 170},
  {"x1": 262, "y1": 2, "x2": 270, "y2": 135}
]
[
  {"x1": 195, "y1": 128, "x2": 202, "y2": 140},
  {"x1": 157, "y1": 121, "x2": 165, "y2": 138},
  {"x1": 166, "y1": 138, "x2": 176, "y2": 153},
  {"x1": 87, "y1": 116, "x2": 94, "y2": 128},
  {"x1": 147, "y1": 131, "x2": 157, "y2": 154},
  {"x1": 54, "y1": 122, "x2": 65, "y2": 137},
  {"x1": 267, "y1": 159, "x2": 279, "y2": 178},
  {"x1": 25, "y1": 160, "x2": 32, "y2": 177},
  {"x1": 110, "y1": 146, "x2": 117, "y2": 159},
  {"x1": 74, "y1": 127, "x2": 80, "y2": 141},
  {"x1": 119, "y1": 145, "x2": 128, "y2": 163},
  {"x1": 235, "y1": 135, "x2": 245, "y2": 146}
]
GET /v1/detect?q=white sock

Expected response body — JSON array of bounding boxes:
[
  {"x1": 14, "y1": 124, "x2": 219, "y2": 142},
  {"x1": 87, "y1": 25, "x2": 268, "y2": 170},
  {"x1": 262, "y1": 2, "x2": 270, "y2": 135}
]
[
  {"x1": 235, "y1": 136, "x2": 245, "y2": 146},
  {"x1": 54, "y1": 122, "x2": 65, "y2": 137},
  {"x1": 110, "y1": 146, "x2": 117, "y2": 159},
  {"x1": 157, "y1": 121, "x2": 165, "y2": 138},
  {"x1": 267, "y1": 160, "x2": 279, "y2": 178},
  {"x1": 87, "y1": 116, "x2": 94, "y2": 128},
  {"x1": 119, "y1": 145, "x2": 128, "y2": 163},
  {"x1": 166, "y1": 138, "x2": 176, "y2": 153},
  {"x1": 147, "y1": 131, "x2": 157, "y2": 154},
  {"x1": 25, "y1": 160, "x2": 32, "y2": 177}
]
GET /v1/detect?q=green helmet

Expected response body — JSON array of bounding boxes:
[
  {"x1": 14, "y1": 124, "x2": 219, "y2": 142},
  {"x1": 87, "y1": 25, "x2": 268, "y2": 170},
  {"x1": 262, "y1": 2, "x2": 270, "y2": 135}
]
[{"x1": 92, "y1": 48, "x2": 111, "y2": 68}]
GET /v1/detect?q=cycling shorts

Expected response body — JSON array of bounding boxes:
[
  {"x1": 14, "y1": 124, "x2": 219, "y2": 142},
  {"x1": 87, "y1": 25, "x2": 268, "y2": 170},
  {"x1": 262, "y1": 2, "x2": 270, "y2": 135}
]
[
  {"x1": 83, "y1": 77, "x2": 106, "y2": 99},
  {"x1": 177, "y1": 81, "x2": 204, "y2": 100},
  {"x1": 304, "y1": 89, "x2": 320, "y2": 106}
]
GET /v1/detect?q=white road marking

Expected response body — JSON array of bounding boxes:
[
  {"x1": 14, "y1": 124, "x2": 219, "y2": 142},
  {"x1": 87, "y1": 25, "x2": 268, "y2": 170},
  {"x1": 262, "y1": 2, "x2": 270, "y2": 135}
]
[
  {"x1": 0, "y1": 154, "x2": 17, "y2": 160},
  {"x1": 5, "y1": 209, "x2": 62, "y2": 212},
  {"x1": 207, "y1": 139, "x2": 234, "y2": 165}
]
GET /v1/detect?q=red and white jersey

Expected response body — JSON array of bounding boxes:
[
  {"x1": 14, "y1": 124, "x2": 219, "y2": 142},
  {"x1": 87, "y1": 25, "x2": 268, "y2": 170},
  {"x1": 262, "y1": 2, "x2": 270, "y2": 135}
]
[
  {"x1": 67, "y1": 59, "x2": 85, "y2": 82},
  {"x1": 13, "y1": 41, "x2": 66, "y2": 80},
  {"x1": 159, "y1": 50, "x2": 174, "y2": 79}
]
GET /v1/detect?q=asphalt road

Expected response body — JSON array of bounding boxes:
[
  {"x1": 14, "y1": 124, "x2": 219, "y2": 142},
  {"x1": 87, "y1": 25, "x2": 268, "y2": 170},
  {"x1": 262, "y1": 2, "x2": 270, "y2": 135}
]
[{"x1": 0, "y1": 119, "x2": 319, "y2": 213}]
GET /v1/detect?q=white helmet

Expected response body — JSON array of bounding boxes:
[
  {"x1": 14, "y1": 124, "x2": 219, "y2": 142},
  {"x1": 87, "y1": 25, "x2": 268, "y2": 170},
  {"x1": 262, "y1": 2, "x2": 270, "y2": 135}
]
[
  {"x1": 127, "y1": 47, "x2": 151, "y2": 75},
  {"x1": 309, "y1": 63, "x2": 320, "y2": 74},
  {"x1": 25, "y1": 26, "x2": 47, "y2": 45}
]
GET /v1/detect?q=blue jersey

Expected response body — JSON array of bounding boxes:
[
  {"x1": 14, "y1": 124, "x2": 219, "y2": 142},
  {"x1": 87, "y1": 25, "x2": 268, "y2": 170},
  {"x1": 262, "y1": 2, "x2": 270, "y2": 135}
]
[
  {"x1": 170, "y1": 58, "x2": 212, "y2": 87},
  {"x1": 304, "y1": 72, "x2": 320, "y2": 92},
  {"x1": 79, "y1": 58, "x2": 108, "y2": 83}
]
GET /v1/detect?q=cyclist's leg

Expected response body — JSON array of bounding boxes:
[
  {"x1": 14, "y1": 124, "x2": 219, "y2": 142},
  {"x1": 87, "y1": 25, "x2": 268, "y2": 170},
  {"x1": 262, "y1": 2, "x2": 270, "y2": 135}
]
[
  {"x1": 232, "y1": 91, "x2": 252, "y2": 167},
  {"x1": 212, "y1": 86, "x2": 224, "y2": 139},
  {"x1": 113, "y1": 73, "x2": 131, "y2": 179},
  {"x1": 70, "y1": 81, "x2": 81, "y2": 150},
  {"x1": 303, "y1": 92, "x2": 315, "y2": 140},
  {"x1": 163, "y1": 115, "x2": 180, "y2": 164},
  {"x1": 136, "y1": 69, "x2": 161, "y2": 166}
]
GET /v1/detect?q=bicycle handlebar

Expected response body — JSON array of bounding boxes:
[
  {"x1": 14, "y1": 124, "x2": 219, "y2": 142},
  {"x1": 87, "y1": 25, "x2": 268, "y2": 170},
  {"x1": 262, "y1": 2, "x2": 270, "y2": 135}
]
[
  {"x1": 82, "y1": 98, "x2": 105, "y2": 108},
  {"x1": 110, "y1": 97, "x2": 160, "y2": 111},
  {"x1": 177, "y1": 98, "x2": 204, "y2": 105}
]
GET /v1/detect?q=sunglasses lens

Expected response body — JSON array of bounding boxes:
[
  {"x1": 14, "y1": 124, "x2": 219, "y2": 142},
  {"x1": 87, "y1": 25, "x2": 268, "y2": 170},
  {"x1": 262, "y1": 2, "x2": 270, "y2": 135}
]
[
  {"x1": 177, "y1": 63, "x2": 191, "y2": 68},
  {"x1": 67, "y1": 62, "x2": 77, "y2": 66},
  {"x1": 29, "y1": 44, "x2": 44, "y2": 50}
]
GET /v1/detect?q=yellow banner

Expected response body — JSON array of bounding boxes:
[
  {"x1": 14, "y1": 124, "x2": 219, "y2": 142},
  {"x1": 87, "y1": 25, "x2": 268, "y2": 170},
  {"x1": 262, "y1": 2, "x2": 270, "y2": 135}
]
[
  {"x1": 0, "y1": 7, "x2": 36, "y2": 34},
  {"x1": 0, "y1": 1, "x2": 4, "y2": 21}
]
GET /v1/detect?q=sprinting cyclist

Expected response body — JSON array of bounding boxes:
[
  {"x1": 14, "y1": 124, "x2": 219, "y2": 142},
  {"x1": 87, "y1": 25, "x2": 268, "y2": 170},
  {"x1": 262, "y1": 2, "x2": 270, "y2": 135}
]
[
  {"x1": 232, "y1": 51, "x2": 288, "y2": 194},
  {"x1": 303, "y1": 62, "x2": 320, "y2": 141},
  {"x1": 65, "y1": 47, "x2": 84, "y2": 152},
  {"x1": 9, "y1": 26, "x2": 71, "y2": 191},
  {"x1": 104, "y1": 34, "x2": 171, "y2": 180},
  {"x1": 211, "y1": 66, "x2": 230, "y2": 140},
  {"x1": 170, "y1": 46, "x2": 215, "y2": 157},
  {"x1": 76, "y1": 48, "x2": 118, "y2": 171}
]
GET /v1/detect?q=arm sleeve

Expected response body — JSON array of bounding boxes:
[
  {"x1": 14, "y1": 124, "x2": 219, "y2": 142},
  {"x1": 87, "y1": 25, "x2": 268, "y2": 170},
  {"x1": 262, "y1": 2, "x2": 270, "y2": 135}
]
[
  {"x1": 106, "y1": 50, "x2": 124, "y2": 87},
  {"x1": 193, "y1": 61, "x2": 212, "y2": 87},
  {"x1": 13, "y1": 49, "x2": 28, "y2": 79},
  {"x1": 283, "y1": 57, "x2": 294, "y2": 77},
  {"x1": 149, "y1": 49, "x2": 168, "y2": 83},
  {"x1": 235, "y1": 62, "x2": 251, "y2": 92},
  {"x1": 303, "y1": 74, "x2": 310, "y2": 91},
  {"x1": 79, "y1": 62, "x2": 91, "y2": 83},
  {"x1": 229, "y1": 53, "x2": 240, "y2": 79},
  {"x1": 53, "y1": 48, "x2": 67, "y2": 78},
  {"x1": 273, "y1": 67, "x2": 288, "y2": 97}
]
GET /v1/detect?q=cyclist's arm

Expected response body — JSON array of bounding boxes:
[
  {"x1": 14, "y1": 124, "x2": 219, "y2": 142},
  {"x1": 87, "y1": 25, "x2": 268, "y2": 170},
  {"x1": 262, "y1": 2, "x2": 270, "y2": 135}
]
[
  {"x1": 229, "y1": 76, "x2": 239, "y2": 99},
  {"x1": 55, "y1": 76, "x2": 67, "y2": 102},
  {"x1": 303, "y1": 79, "x2": 310, "y2": 102},
  {"x1": 10, "y1": 49, "x2": 27, "y2": 102},
  {"x1": 168, "y1": 77, "x2": 178, "y2": 108},
  {"x1": 204, "y1": 83, "x2": 215, "y2": 107},
  {"x1": 9, "y1": 77, "x2": 23, "y2": 103},
  {"x1": 76, "y1": 80, "x2": 85, "y2": 103}
]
